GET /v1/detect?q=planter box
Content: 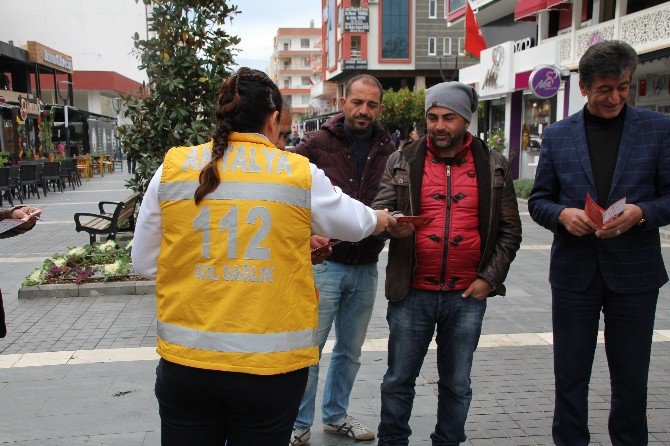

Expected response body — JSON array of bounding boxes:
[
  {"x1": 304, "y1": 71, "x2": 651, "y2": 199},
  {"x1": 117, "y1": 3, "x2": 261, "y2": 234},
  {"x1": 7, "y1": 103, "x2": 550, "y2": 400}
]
[{"x1": 18, "y1": 280, "x2": 156, "y2": 299}]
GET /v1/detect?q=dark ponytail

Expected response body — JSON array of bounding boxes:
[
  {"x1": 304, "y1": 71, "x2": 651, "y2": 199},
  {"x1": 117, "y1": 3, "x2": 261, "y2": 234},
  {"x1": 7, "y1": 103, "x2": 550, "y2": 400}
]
[{"x1": 194, "y1": 68, "x2": 282, "y2": 204}]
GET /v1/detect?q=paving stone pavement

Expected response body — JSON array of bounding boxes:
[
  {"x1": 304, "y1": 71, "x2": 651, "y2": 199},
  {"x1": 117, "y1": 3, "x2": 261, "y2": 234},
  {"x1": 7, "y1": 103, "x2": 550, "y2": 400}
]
[{"x1": 1, "y1": 171, "x2": 669, "y2": 445}]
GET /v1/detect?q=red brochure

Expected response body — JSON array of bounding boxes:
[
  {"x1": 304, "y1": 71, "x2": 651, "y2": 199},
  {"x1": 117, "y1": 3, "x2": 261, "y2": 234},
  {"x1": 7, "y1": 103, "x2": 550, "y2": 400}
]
[
  {"x1": 584, "y1": 194, "x2": 625, "y2": 227},
  {"x1": 310, "y1": 240, "x2": 341, "y2": 256},
  {"x1": 396, "y1": 216, "x2": 435, "y2": 227}
]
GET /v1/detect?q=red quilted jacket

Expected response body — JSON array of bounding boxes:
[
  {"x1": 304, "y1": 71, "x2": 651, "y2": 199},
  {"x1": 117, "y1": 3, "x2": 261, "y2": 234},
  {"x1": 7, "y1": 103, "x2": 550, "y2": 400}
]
[{"x1": 412, "y1": 133, "x2": 481, "y2": 291}]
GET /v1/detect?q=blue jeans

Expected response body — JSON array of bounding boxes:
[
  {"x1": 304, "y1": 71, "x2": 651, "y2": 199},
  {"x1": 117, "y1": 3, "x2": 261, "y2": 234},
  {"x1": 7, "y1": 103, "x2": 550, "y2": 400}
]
[
  {"x1": 378, "y1": 288, "x2": 487, "y2": 446},
  {"x1": 293, "y1": 260, "x2": 378, "y2": 430},
  {"x1": 552, "y1": 268, "x2": 658, "y2": 446}
]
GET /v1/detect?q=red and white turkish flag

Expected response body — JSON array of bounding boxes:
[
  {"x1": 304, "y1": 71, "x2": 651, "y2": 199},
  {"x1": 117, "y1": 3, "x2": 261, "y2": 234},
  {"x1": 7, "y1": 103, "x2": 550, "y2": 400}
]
[{"x1": 465, "y1": 2, "x2": 487, "y2": 58}]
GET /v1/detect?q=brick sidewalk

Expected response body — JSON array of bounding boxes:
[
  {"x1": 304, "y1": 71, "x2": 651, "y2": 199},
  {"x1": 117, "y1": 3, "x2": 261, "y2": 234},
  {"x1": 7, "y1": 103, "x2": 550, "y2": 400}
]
[{"x1": 1, "y1": 175, "x2": 669, "y2": 445}]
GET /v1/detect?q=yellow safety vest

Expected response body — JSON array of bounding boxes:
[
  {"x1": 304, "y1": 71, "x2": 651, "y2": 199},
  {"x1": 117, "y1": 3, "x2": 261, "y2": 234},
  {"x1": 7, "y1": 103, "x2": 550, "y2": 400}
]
[{"x1": 156, "y1": 132, "x2": 317, "y2": 375}]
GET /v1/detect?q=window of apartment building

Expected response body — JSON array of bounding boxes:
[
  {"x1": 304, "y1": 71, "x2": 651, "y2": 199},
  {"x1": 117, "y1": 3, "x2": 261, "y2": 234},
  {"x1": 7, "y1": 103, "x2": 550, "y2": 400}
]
[
  {"x1": 351, "y1": 0, "x2": 361, "y2": 6},
  {"x1": 429, "y1": 0, "x2": 437, "y2": 18},
  {"x1": 351, "y1": 35, "x2": 362, "y2": 59},
  {"x1": 283, "y1": 60, "x2": 290, "y2": 69},
  {"x1": 301, "y1": 57, "x2": 311, "y2": 68},
  {"x1": 283, "y1": 42, "x2": 290, "y2": 50},
  {"x1": 446, "y1": 0, "x2": 466, "y2": 19},
  {"x1": 301, "y1": 38, "x2": 310, "y2": 48},
  {"x1": 301, "y1": 76, "x2": 311, "y2": 86},
  {"x1": 443, "y1": 37, "x2": 452, "y2": 55},
  {"x1": 381, "y1": 0, "x2": 410, "y2": 60},
  {"x1": 283, "y1": 79, "x2": 291, "y2": 88},
  {"x1": 428, "y1": 37, "x2": 437, "y2": 55},
  {"x1": 458, "y1": 37, "x2": 465, "y2": 55},
  {"x1": 302, "y1": 94, "x2": 310, "y2": 104}
]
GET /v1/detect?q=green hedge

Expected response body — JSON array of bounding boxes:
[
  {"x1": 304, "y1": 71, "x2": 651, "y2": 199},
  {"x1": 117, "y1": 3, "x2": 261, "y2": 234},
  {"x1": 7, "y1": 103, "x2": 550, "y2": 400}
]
[{"x1": 514, "y1": 179, "x2": 534, "y2": 199}]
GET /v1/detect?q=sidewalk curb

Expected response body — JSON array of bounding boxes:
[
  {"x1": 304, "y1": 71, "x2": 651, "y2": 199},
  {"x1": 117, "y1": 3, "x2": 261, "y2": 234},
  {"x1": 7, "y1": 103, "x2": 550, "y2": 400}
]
[
  {"x1": 18, "y1": 280, "x2": 156, "y2": 299},
  {"x1": 516, "y1": 197, "x2": 670, "y2": 241}
]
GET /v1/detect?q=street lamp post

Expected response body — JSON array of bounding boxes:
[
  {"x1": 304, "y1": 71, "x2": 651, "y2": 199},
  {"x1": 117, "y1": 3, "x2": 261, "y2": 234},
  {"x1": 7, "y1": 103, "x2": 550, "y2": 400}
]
[{"x1": 57, "y1": 81, "x2": 73, "y2": 156}]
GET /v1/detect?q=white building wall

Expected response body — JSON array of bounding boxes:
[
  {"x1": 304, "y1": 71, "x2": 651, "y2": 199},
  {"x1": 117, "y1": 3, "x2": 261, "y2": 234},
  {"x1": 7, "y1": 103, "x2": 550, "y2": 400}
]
[{"x1": 0, "y1": 0, "x2": 149, "y2": 83}]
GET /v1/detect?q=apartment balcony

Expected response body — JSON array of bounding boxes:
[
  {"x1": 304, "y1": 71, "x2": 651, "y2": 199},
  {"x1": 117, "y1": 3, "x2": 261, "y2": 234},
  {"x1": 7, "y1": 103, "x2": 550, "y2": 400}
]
[
  {"x1": 310, "y1": 81, "x2": 337, "y2": 99},
  {"x1": 541, "y1": 2, "x2": 670, "y2": 68},
  {"x1": 277, "y1": 68, "x2": 314, "y2": 75},
  {"x1": 276, "y1": 49, "x2": 319, "y2": 57},
  {"x1": 279, "y1": 88, "x2": 311, "y2": 95}
]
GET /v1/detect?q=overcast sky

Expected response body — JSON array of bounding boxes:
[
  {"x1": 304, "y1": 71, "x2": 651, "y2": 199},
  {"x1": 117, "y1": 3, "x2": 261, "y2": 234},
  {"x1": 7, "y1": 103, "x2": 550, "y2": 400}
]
[{"x1": 226, "y1": 0, "x2": 322, "y2": 73}]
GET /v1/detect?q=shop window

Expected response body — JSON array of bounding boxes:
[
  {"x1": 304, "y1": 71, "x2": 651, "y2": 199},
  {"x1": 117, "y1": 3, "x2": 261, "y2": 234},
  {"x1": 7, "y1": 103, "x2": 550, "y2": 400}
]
[
  {"x1": 627, "y1": 0, "x2": 666, "y2": 14},
  {"x1": 523, "y1": 95, "x2": 557, "y2": 148},
  {"x1": 489, "y1": 98, "x2": 506, "y2": 135},
  {"x1": 351, "y1": 0, "x2": 361, "y2": 6},
  {"x1": 443, "y1": 37, "x2": 452, "y2": 55},
  {"x1": 428, "y1": 37, "x2": 437, "y2": 56},
  {"x1": 381, "y1": 0, "x2": 410, "y2": 60},
  {"x1": 429, "y1": 0, "x2": 437, "y2": 18}
]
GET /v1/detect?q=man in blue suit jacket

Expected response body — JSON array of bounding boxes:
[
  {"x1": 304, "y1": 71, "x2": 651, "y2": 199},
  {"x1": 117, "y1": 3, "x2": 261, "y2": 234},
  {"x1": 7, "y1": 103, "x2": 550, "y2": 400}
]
[{"x1": 529, "y1": 41, "x2": 670, "y2": 446}]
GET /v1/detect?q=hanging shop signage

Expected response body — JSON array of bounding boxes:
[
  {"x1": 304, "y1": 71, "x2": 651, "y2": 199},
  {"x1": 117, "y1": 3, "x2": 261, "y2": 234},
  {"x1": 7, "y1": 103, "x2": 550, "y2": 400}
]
[
  {"x1": 479, "y1": 42, "x2": 514, "y2": 98},
  {"x1": 343, "y1": 8, "x2": 369, "y2": 32},
  {"x1": 19, "y1": 96, "x2": 41, "y2": 121},
  {"x1": 26, "y1": 41, "x2": 73, "y2": 74},
  {"x1": 342, "y1": 59, "x2": 368, "y2": 70},
  {"x1": 529, "y1": 65, "x2": 561, "y2": 99}
]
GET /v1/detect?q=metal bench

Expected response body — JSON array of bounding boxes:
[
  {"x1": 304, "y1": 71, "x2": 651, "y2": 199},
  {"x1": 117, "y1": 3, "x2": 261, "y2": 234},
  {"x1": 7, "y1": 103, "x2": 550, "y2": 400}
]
[{"x1": 74, "y1": 192, "x2": 141, "y2": 245}]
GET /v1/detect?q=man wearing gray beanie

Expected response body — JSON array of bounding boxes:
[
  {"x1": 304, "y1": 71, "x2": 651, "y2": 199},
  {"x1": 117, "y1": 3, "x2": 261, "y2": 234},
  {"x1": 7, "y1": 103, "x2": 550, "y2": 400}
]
[{"x1": 372, "y1": 81, "x2": 521, "y2": 445}]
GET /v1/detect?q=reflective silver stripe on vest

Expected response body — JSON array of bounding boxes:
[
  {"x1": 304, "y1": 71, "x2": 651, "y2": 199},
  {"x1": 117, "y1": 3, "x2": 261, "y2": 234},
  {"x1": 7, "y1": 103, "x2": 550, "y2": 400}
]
[
  {"x1": 158, "y1": 181, "x2": 311, "y2": 209},
  {"x1": 157, "y1": 320, "x2": 318, "y2": 353}
]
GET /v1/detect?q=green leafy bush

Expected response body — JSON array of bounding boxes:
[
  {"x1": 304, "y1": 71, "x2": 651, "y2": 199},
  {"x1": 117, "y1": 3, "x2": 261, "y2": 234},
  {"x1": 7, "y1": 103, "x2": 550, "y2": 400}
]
[{"x1": 514, "y1": 179, "x2": 534, "y2": 199}]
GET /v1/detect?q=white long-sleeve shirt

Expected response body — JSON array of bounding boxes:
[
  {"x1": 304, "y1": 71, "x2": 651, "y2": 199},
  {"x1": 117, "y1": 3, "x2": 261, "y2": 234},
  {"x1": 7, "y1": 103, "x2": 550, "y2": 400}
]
[{"x1": 132, "y1": 163, "x2": 377, "y2": 278}]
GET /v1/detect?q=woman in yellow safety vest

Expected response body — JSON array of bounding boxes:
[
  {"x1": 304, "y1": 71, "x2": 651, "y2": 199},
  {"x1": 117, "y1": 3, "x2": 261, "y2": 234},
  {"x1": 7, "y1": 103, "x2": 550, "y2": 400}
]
[{"x1": 132, "y1": 67, "x2": 394, "y2": 446}]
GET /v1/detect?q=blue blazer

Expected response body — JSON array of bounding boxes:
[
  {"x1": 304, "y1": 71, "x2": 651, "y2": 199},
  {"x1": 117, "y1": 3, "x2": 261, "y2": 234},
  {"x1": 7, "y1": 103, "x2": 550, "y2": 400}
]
[{"x1": 528, "y1": 105, "x2": 670, "y2": 293}]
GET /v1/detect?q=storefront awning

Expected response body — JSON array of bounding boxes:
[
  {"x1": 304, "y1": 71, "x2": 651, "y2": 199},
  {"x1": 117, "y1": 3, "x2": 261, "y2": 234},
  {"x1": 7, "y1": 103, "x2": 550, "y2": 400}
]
[
  {"x1": 514, "y1": 0, "x2": 547, "y2": 21},
  {"x1": 546, "y1": 0, "x2": 572, "y2": 10}
]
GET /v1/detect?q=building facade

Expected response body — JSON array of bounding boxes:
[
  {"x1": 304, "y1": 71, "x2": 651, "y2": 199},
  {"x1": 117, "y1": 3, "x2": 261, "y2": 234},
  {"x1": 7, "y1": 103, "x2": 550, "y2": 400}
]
[
  {"x1": 318, "y1": 0, "x2": 477, "y2": 106},
  {"x1": 0, "y1": 0, "x2": 148, "y2": 117},
  {"x1": 269, "y1": 26, "x2": 324, "y2": 130},
  {"x1": 459, "y1": 0, "x2": 670, "y2": 179}
]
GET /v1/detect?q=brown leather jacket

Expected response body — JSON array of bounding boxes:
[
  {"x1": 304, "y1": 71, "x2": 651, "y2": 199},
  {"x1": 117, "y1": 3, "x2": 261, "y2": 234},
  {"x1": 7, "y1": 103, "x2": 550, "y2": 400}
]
[
  {"x1": 372, "y1": 135, "x2": 522, "y2": 301},
  {"x1": 295, "y1": 113, "x2": 396, "y2": 264}
]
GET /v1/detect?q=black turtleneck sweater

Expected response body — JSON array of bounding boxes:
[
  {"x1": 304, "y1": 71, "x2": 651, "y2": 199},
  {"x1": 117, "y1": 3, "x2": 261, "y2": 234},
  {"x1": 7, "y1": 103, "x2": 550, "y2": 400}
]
[{"x1": 584, "y1": 105, "x2": 626, "y2": 208}]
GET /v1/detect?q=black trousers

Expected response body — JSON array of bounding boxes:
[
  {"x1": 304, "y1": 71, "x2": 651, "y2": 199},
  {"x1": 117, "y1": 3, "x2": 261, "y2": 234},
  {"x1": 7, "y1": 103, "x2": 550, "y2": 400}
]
[
  {"x1": 551, "y1": 268, "x2": 658, "y2": 446},
  {"x1": 0, "y1": 290, "x2": 5, "y2": 338},
  {"x1": 155, "y1": 358, "x2": 308, "y2": 446},
  {"x1": 126, "y1": 154, "x2": 136, "y2": 173}
]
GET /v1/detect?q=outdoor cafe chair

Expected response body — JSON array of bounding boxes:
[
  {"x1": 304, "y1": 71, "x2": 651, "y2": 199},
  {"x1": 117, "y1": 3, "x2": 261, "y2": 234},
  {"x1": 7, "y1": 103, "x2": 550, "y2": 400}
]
[
  {"x1": 19, "y1": 163, "x2": 40, "y2": 199},
  {"x1": 8, "y1": 167, "x2": 23, "y2": 204},
  {"x1": 69, "y1": 158, "x2": 82, "y2": 187},
  {"x1": 59, "y1": 160, "x2": 76, "y2": 190},
  {"x1": 43, "y1": 162, "x2": 63, "y2": 193},
  {"x1": 0, "y1": 167, "x2": 13, "y2": 207}
]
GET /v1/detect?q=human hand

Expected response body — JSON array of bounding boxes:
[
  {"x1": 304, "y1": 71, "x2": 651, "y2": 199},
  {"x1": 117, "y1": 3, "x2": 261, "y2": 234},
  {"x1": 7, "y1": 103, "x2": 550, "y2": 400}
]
[
  {"x1": 596, "y1": 204, "x2": 644, "y2": 238},
  {"x1": 11, "y1": 206, "x2": 41, "y2": 229},
  {"x1": 558, "y1": 208, "x2": 598, "y2": 236},
  {"x1": 461, "y1": 278, "x2": 492, "y2": 300},
  {"x1": 372, "y1": 209, "x2": 397, "y2": 236},
  {"x1": 387, "y1": 213, "x2": 415, "y2": 238},
  {"x1": 310, "y1": 235, "x2": 332, "y2": 264}
]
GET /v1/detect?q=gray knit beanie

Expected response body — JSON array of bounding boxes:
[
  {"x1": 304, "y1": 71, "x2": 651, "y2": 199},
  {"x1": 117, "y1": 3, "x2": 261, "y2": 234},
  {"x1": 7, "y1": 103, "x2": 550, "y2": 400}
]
[{"x1": 425, "y1": 81, "x2": 479, "y2": 122}]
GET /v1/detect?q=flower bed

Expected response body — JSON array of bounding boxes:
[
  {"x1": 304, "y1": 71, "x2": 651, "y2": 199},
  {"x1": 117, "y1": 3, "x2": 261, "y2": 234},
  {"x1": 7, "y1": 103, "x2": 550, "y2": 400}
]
[{"x1": 22, "y1": 240, "x2": 144, "y2": 286}]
